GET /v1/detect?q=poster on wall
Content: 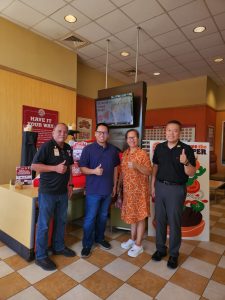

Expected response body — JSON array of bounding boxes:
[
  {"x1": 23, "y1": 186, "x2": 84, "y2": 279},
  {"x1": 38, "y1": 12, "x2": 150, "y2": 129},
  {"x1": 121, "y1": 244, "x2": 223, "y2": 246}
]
[
  {"x1": 77, "y1": 117, "x2": 92, "y2": 141},
  {"x1": 148, "y1": 141, "x2": 209, "y2": 241},
  {"x1": 23, "y1": 105, "x2": 58, "y2": 148}
]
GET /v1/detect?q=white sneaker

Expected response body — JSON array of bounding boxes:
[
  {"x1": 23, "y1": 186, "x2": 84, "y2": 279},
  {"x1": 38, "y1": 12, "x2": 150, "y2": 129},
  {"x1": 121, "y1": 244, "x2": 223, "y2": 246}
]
[
  {"x1": 121, "y1": 239, "x2": 135, "y2": 250},
  {"x1": 128, "y1": 245, "x2": 143, "y2": 257}
]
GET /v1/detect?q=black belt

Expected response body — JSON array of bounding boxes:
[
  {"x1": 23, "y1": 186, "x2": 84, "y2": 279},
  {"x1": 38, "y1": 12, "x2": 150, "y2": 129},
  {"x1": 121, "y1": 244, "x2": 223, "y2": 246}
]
[{"x1": 158, "y1": 179, "x2": 184, "y2": 186}]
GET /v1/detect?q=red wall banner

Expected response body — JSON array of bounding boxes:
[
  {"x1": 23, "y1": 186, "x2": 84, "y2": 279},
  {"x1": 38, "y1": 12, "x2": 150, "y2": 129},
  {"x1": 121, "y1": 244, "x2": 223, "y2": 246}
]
[{"x1": 23, "y1": 105, "x2": 58, "y2": 147}]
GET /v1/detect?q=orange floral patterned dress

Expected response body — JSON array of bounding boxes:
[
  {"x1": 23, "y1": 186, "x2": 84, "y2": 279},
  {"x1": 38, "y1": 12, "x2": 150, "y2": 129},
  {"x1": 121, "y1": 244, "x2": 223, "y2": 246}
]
[{"x1": 121, "y1": 147, "x2": 152, "y2": 224}]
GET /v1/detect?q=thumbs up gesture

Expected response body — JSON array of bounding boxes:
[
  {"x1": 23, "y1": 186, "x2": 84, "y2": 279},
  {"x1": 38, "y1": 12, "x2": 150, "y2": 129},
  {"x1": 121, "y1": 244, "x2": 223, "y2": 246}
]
[
  {"x1": 180, "y1": 149, "x2": 187, "y2": 165},
  {"x1": 95, "y1": 164, "x2": 103, "y2": 176},
  {"x1": 55, "y1": 160, "x2": 67, "y2": 174}
]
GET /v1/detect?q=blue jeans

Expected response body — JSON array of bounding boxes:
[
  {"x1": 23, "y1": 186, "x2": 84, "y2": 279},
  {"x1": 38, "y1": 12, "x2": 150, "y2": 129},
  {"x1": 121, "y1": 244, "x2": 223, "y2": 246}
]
[
  {"x1": 36, "y1": 193, "x2": 68, "y2": 260},
  {"x1": 82, "y1": 194, "x2": 111, "y2": 248}
]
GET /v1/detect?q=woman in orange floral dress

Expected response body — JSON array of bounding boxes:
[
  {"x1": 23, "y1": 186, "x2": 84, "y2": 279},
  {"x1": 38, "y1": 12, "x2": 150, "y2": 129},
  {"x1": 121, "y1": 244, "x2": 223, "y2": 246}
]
[{"x1": 119, "y1": 129, "x2": 152, "y2": 257}]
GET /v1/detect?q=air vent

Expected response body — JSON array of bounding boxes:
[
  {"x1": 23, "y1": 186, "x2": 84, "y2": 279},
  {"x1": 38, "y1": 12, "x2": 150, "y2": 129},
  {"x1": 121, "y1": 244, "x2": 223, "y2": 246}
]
[
  {"x1": 121, "y1": 69, "x2": 142, "y2": 77},
  {"x1": 62, "y1": 34, "x2": 90, "y2": 49}
]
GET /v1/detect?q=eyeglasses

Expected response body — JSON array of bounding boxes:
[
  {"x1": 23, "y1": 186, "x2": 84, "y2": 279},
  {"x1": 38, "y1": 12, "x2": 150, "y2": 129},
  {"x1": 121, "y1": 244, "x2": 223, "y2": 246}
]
[
  {"x1": 127, "y1": 136, "x2": 137, "y2": 140},
  {"x1": 96, "y1": 131, "x2": 108, "y2": 136}
]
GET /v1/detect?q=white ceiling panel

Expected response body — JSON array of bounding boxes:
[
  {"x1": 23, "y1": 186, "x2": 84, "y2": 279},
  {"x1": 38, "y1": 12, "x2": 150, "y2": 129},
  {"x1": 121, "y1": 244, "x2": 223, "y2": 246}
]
[
  {"x1": 169, "y1": 0, "x2": 210, "y2": 27},
  {"x1": 214, "y1": 12, "x2": 225, "y2": 31},
  {"x1": 70, "y1": 0, "x2": 116, "y2": 20},
  {"x1": 110, "y1": 0, "x2": 134, "y2": 7},
  {"x1": 154, "y1": 57, "x2": 180, "y2": 68},
  {"x1": 50, "y1": 4, "x2": 91, "y2": 30},
  {"x1": 221, "y1": 30, "x2": 225, "y2": 40},
  {"x1": 111, "y1": 47, "x2": 136, "y2": 60},
  {"x1": 110, "y1": 60, "x2": 131, "y2": 71},
  {"x1": 21, "y1": 0, "x2": 66, "y2": 16},
  {"x1": 199, "y1": 44, "x2": 225, "y2": 59},
  {"x1": 2, "y1": 0, "x2": 45, "y2": 27},
  {"x1": 121, "y1": 0, "x2": 163, "y2": 23},
  {"x1": 182, "y1": 60, "x2": 210, "y2": 70},
  {"x1": 154, "y1": 29, "x2": 187, "y2": 47},
  {"x1": 75, "y1": 22, "x2": 109, "y2": 42},
  {"x1": 140, "y1": 14, "x2": 177, "y2": 37},
  {"x1": 131, "y1": 38, "x2": 161, "y2": 55},
  {"x1": 158, "y1": 0, "x2": 194, "y2": 11},
  {"x1": 138, "y1": 62, "x2": 160, "y2": 73},
  {"x1": 181, "y1": 17, "x2": 218, "y2": 40},
  {"x1": 33, "y1": 18, "x2": 69, "y2": 39},
  {"x1": 144, "y1": 49, "x2": 172, "y2": 62},
  {"x1": 83, "y1": 59, "x2": 102, "y2": 69},
  {"x1": 205, "y1": 0, "x2": 225, "y2": 16},
  {"x1": 95, "y1": 36, "x2": 126, "y2": 51},
  {"x1": 96, "y1": 9, "x2": 134, "y2": 34},
  {"x1": 166, "y1": 65, "x2": 187, "y2": 74},
  {"x1": 125, "y1": 56, "x2": 152, "y2": 67},
  {"x1": 95, "y1": 54, "x2": 119, "y2": 64},
  {"x1": 77, "y1": 44, "x2": 105, "y2": 58},
  {"x1": 176, "y1": 51, "x2": 203, "y2": 63},
  {"x1": 166, "y1": 41, "x2": 195, "y2": 56},
  {"x1": 115, "y1": 26, "x2": 149, "y2": 45},
  {"x1": 0, "y1": 0, "x2": 14, "y2": 11},
  {"x1": 191, "y1": 32, "x2": 224, "y2": 50}
]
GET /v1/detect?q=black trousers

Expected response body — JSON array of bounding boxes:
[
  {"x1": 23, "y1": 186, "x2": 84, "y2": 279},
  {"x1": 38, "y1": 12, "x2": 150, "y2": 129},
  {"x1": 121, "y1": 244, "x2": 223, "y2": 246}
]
[{"x1": 155, "y1": 180, "x2": 186, "y2": 257}]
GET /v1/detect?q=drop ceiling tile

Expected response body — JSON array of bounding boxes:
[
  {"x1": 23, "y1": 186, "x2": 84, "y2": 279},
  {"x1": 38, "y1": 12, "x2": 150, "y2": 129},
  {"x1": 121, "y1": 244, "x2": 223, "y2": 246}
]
[
  {"x1": 144, "y1": 49, "x2": 171, "y2": 62},
  {"x1": 154, "y1": 29, "x2": 187, "y2": 47},
  {"x1": 110, "y1": 47, "x2": 136, "y2": 59},
  {"x1": 172, "y1": 71, "x2": 193, "y2": 80},
  {"x1": 121, "y1": 0, "x2": 163, "y2": 23},
  {"x1": 70, "y1": 0, "x2": 116, "y2": 20},
  {"x1": 33, "y1": 18, "x2": 69, "y2": 39},
  {"x1": 199, "y1": 44, "x2": 225, "y2": 59},
  {"x1": 77, "y1": 44, "x2": 105, "y2": 58},
  {"x1": 205, "y1": 0, "x2": 225, "y2": 15},
  {"x1": 50, "y1": 4, "x2": 91, "y2": 30},
  {"x1": 0, "y1": 0, "x2": 14, "y2": 11},
  {"x1": 214, "y1": 12, "x2": 225, "y2": 31},
  {"x1": 221, "y1": 29, "x2": 225, "y2": 40},
  {"x1": 191, "y1": 32, "x2": 224, "y2": 50},
  {"x1": 158, "y1": 0, "x2": 194, "y2": 11},
  {"x1": 125, "y1": 56, "x2": 152, "y2": 67},
  {"x1": 154, "y1": 57, "x2": 180, "y2": 68},
  {"x1": 110, "y1": 0, "x2": 134, "y2": 7},
  {"x1": 96, "y1": 10, "x2": 134, "y2": 34},
  {"x1": 95, "y1": 54, "x2": 119, "y2": 64},
  {"x1": 166, "y1": 41, "x2": 195, "y2": 56},
  {"x1": 95, "y1": 36, "x2": 126, "y2": 51},
  {"x1": 115, "y1": 26, "x2": 149, "y2": 46},
  {"x1": 2, "y1": 0, "x2": 45, "y2": 27},
  {"x1": 130, "y1": 38, "x2": 161, "y2": 55},
  {"x1": 182, "y1": 59, "x2": 210, "y2": 70},
  {"x1": 110, "y1": 60, "x2": 131, "y2": 71},
  {"x1": 166, "y1": 65, "x2": 187, "y2": 74},
  {"x1": 181, "y1": 17, "x2": 218, "y2": 40},
  {"x1": 140, "y1": 14, "x2": 177, "y2": 37},
  {"x1": 75, "y1": 22, "x2": 109, "y2": 42},
  {"x1": 168, "y1": 0, "x2": 210, "y2": 27},
  {"x1": 175, "y1": 51, "x2": 203, "y2": 63},
  {"x1": 21, "y1": 0, "x2": 66, "y2": 16},
  {"x1": 138, "y1": 62, "x2": 159, "y2": 72},
  {"x1": 77, "y1": 52, "x2": 90, "y2": 61}
]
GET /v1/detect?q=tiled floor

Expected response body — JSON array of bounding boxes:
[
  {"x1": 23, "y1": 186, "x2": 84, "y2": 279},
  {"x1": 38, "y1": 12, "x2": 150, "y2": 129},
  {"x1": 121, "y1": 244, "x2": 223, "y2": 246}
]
[{"x1": 1, "y1": 197, "x2": 225, "y2": 299}]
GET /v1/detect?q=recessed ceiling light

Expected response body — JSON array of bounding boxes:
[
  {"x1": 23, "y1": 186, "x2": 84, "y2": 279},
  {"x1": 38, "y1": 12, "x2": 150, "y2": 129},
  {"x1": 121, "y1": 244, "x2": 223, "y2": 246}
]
[
  {"x1": 193, "y1": 26, "x2": 206, "y2": 33},
  {"x1": 120, "y1": 51, "x2": 130, "y2": 57},
  {"x1": 214, "y1": 57, "x2": 224, "y2": 63},
  {"x1": 153, "y1": 72, "x2": 160, "y2": 76},
  {"x1": 64, "y1": 14, "x2": 77, "y2": 23}
]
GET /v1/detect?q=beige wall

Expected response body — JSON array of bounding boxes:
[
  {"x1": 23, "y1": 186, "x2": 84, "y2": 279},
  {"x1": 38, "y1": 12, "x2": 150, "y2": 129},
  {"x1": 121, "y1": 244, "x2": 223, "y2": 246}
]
[
  {"x1": 0, "y1": 69, "x2": 76, "y2": 185},
  {"x1": 217, "y1": 86, "x2": 225, "y2": 111},
  {"x1": 147, "y1": 76, "x2": 207, "y2": 109},
  {"x1": 215, "y1": 111, "x2": 225, "y2": 173},
  {"x1": 206, "y1": 77, "x2": 218, "y2": 109},
  {"x1": 77, "y1": 62, "x2": 123, "y2": 99},
  {"x1": 0, "y1": 17, "x2": 77, "y2": 89}
]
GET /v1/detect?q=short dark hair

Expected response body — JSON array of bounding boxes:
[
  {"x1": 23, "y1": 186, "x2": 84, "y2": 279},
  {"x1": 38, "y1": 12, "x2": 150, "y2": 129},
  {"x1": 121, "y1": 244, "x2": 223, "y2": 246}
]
[
  {"x1": 166, "y1": 120, "x2": 182, "y2": 129},
  {"x1": 96, "y1": 123, "x2": 109, "y2": 133},
  {"x1": 125, "y1": 129, "x2": 139, "y2": 139}
]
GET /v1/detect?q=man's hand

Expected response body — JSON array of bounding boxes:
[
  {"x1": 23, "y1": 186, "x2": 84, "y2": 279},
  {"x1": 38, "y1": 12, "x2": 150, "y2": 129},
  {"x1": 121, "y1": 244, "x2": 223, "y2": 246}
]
[
  {"x1": 180, "y1": 149, "x2": 187, "y2": 165},
  {"x1": 95, "y1": 164, "x2": 103, "y2": 176},
  {"x1": 112, "y1": 185, "x2": 117, "y2": 197},
  {"x1": 151, "y1": 186, "x2": 155, "y2": 199},
  {"x1": 68, "y1": 185, "x2": 73, "y2": 199},
  {"x1": 55, "y1": 160, "x2": 67, "y2": 174}
]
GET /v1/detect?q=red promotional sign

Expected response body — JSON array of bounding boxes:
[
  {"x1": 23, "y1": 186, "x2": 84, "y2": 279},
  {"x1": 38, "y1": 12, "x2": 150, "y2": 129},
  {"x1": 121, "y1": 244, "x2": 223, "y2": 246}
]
[{"x1": 23, "y1": 105, "x2": 58, "y2": 147}]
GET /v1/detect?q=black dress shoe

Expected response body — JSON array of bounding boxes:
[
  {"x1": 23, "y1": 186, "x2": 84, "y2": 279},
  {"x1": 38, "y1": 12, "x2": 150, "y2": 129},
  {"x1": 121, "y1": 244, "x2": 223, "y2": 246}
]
[
  {"x1": 53, "y1": 246, "x2": 76, "y2": 257},
  {"x1": 97, "y1": 240, "x2": 112, "y2": 250},
  {"x1": 35, "y1": 257, "x2": 57, "y2": 271},
  {"x1": 152, "y1": 250, "x2": 167, "y2": 261},
  {"x1": 167, "y1": 256, "x2": 178, "y2": 269}
]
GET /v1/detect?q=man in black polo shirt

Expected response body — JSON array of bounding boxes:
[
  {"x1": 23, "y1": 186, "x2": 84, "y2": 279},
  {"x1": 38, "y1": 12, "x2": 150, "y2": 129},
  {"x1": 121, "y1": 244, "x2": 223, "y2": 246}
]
[
  {"x1": 32, "y1": 123, "x2": 76, "y2": 271},
  {"x1": 151, "y1": 120, "x2": 196, "y2": 268}
]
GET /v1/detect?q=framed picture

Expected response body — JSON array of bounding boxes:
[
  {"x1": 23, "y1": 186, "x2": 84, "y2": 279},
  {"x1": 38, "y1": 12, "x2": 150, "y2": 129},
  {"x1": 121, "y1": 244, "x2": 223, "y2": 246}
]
[
  {"x1": 207, "y1": 125, "x2": 215, "y2": 152},
  {"x1": 77, "y1": 117, "x2": 92, "y2": 141}
]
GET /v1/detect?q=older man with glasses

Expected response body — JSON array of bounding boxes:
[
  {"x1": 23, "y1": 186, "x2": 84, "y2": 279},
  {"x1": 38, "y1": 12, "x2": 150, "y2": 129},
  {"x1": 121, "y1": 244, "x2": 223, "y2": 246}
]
[
  {"x1": 79, "y1": 123, "x2": 120, "y2": 258},
  {"x1": 32, "y1": 123, "x2": 76, "y2": 271}
]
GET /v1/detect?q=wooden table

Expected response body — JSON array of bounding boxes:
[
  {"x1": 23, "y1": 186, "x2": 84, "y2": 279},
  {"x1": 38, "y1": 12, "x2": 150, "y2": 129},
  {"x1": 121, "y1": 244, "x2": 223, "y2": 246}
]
[{"x1": 210, "y1": 180, "x2": 225, "y2": 202}]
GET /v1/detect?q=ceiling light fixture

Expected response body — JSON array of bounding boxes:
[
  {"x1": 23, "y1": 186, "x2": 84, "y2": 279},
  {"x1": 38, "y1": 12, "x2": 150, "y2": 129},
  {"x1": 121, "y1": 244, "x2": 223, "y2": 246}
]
[
  {"x1": 193, "y1": 26, "x2": 206, "y2": 33},
  {"x1": 64, "y1": 14, "x2": 77, "y2": 23},
  {"x1": 120, "y1": 51, "x2": 130, "y2": 57},
  {"x1": 153, "y1": 72, "x2": 160, "y2": 76},
  {"x1": 214, "y1": 57, "x2": 224, "y2": 63}
]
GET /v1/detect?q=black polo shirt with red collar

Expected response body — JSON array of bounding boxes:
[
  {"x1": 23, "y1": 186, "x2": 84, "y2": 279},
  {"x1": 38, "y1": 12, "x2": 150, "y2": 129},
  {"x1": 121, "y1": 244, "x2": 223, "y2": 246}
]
[{"x1": 152, "y1": 140, "x2": 196, "y2": 185}]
